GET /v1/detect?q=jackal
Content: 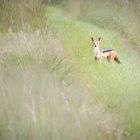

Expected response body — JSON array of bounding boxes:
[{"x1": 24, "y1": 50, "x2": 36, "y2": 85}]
[{"x1": 91, "y1": 37, "x2": 121, "y2": 64}]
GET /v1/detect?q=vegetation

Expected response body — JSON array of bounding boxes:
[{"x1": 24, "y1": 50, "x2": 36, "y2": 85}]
[
  {"x1": 0, "y1": 0, "x2": 46, "y2": 32},
  {"x1": 0, "y1": 0, "x2": 140, "y2": 140},
  {"x1": 64, "y1": 0, "x2": 140, "y2": 46}
]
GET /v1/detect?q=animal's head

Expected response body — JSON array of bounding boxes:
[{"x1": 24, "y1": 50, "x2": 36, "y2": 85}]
[{"x1": 91, "y1": 37, "x2": 101, "y2": 48}]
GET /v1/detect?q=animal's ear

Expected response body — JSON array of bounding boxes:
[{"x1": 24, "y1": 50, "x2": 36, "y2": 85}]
[
  {"x1": 98, "y1": 37, "x2": 101, "y2": 41},
  {"x1": 91, "y1": 37, "x2": 94, "y2": 41}
]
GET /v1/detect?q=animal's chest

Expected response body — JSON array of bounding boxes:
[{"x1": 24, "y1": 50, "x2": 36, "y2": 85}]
[{"x1": 93, "y1": 47, "x2": 101, "y2": 56}]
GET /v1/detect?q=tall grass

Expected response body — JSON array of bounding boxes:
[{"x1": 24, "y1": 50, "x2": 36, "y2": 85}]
[
  {"x1": 0, "y1": 1, "x2": 125, "y2": 139},
  {"x1": 47, "y1": 7, "x2": 140, "y2": 140},
  {"x1": 64, "y1": 0, "x2": 140, "y2": 46},
  {"x1": 0, "y1": 0, "x2": 140, "y2": 140},
  {"x1": 0, "y1": 0, "x2": 46, "y2": 32},
  {"x1": 0, "y1": 30, "x2": 124, "y2": 140}
]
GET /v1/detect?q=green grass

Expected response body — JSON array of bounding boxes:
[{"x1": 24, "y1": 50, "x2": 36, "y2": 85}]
[
  {"x1": 47, "y1": 7, "x2": 140, "y2": 140},
  {"x1": 64, "y1": 0, "x2": 140, "y2": 46},
  {"x1": 0, "y1": 1, "x2": 140, "y2": 140},
  {"x1": 0, "y1": 30, "x2": 124, "y2": 140}
]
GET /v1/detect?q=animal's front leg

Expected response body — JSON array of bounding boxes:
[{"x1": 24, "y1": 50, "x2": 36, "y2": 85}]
[
  {"x1": 96, "y1": 56, "x2": 102, "y2": 64},
  {"x1": 94, "y1": 56, "x2": 98, "y2": 61},
  {"x1": 99, "y1": 58, "x2": 102, "y2": 64},
  {"x1": 98, "y1": 54, "x2": 102, "y2": 64}
]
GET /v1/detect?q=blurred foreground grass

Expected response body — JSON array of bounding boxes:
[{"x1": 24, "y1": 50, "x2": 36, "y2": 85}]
[{"x1": 0, "y1": 30, "x2": 124, "y2": 140}]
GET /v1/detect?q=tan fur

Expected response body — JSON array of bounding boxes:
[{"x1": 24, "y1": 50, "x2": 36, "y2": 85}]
[{"x1": 91, "y1": 37, "x2": 120, "y2": 64}]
